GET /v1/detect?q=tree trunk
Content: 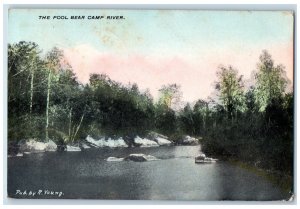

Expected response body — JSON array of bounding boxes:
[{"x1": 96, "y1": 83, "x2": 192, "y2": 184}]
[
  {"x1": 72, "y1": 110, "x2": 85, "y2": 143},
  {"x1": 189, "y1": 113, "x2": 195, "y2": 135},
  {"x1": 29, "y1": 62, "x2": 35, "y2": 115},
  {"x1": 68, "y1": 107, "x2": 72, "y2": 140},
  {"x1": 45, "y1": 69, "x2": 52, "y2": 141},
  {"x1": 202, "y1": 115, "x2": 206, "y2": 131}
]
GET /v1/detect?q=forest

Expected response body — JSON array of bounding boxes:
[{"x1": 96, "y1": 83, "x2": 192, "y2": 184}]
[{"x1": 8, "y1": 41, "x2": 293, "y2": 179}]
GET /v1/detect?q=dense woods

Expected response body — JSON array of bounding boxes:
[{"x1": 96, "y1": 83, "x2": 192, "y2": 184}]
[{"x1": 8, "y1": 41, "x2": 293, "y2": 178}]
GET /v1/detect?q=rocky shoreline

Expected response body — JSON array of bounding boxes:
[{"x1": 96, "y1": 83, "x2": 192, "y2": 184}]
[{"x1": 8, "y1": 132, "x2": 200, "y2": 157}]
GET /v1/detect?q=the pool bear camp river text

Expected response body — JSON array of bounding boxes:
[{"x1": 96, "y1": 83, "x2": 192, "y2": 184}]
[{"x1": 39, "y1": 16, "x2": 125, "y2": 20}]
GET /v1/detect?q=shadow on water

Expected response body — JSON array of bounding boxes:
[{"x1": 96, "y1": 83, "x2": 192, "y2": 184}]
[
  {"x1": 7, "y1": 145, "x2": 288, "y2": 200},
  {"x1": 212, "y1": 162, "x2": 286, "y2": 201}
]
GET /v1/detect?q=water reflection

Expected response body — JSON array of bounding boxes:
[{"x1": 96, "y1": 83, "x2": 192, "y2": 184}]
[{"x1": 214, "y1": 162, "x2": 286, "y2": 200}]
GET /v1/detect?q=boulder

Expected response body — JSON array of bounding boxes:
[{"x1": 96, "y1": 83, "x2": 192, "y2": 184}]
[
  {"x1": 85, "y1": 135, "x2": 104, "y2": 147},
  {"x1": 16, "y1": 153, "x2": 23, "y2": 157},
  {"x1": 124, "y1": 154, "x2": 158, "y2": 162},
  {"x1": 195, "y1": 154, "x2": 206, "y2": 161},
  {"x1": 45, "y1": 140, "x2": 57, "y2": 151},
  {"x1": 106, "y1": 137, "x2": 128, "y2": 148},
  {"x1": 18, "y1": 139, "x2": 57, "y2": 152},
  {"x1": 155, "y1": 137, "x2": 172, "y2": 146},
  {"x1": 181, "y1": 135, "x2": 199, "y2": 145},
  {"x1": 195, "y1": 154, "x2": 217, "y2": 163},
  {"x1": 8, "y1": 153, "x2": 23, "y2": 158},
  {"x1": 106, "y1": 157, "x2": 124, "y2": 162},
  {"x1": 146, "y1": 132, "x2": 172, "y2": 146},
  {"x1": 85, "y1": 135, "x2": 128, "y2": 148},
  {"x1": 147, "y1": 132, "x2": 169, "y2": 140},
  {"x1": 134, "y1": 136, "x2": 159, "y2": 147},
  {"x1": 66, "y1": 145, "x2": 81, "y2": 151},
  {"x1": 81, "y1": 143, "x2": 91, "y2": 149}
]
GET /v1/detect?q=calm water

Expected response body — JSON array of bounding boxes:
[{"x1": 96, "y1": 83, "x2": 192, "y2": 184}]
[{"x1": 8, "y1": 145, "x2": 288, "y2": 200}]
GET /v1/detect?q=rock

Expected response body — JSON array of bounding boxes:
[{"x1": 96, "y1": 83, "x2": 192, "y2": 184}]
[
  {"x1": 195, "y1": 154, "x2": 217, "y2": 163},
  {"x1": 8, "y1": 153, "x2": 23, "y2": 158},
  {"x1": 85, "y1": 135, "x2": 128, "y2": 148},
  {"x1": 155, "y1": 137, "x2": 172, "y2": 146},
  {"x1": 204, "y1": 157, "x2": 215, "y2": 162},
  {"x1": 85, "y1": 134, "x2": 172, "y2": 148},
  {"x1": 81, "y1": 143, "x2": 91, "y2": 149},
  {"x1": 16, "y1": 153, "x2": 23, "y2": 157},
  {"x1": 85, "y1": 135, "x2": 103, "y2": 147},
  {"x1": 181, "y1": 135, "x2": 199, "y2": 145},
  {"x1": 106, "y1": 157, "x2": 124, "y2": 162},
  {"x1": 195, "y1": 154, "x2": 206, "y2": 161},
  {"x1": 107, "y1": 137, "x2": 128, "y2": 148},
  {"x1": 45, "y1": 140, "x2": 57, "y2": 151},
  {"x1": 146, "y1": 132, "x2": 172, "y2": 146},
  {"x1": 124, "y1": 154, "x2": 158, "y2": 162},
  {"x1": 66, "y1": 145, "x2": 81, "y2": 151},
  {"x1": 107, "y1": 154, "x2": 158, "y2": 162},
  {"x1": 18, "y1": 139, "x2": 57, "y2": 152},
  {"x1": 134, "y1": 136, "x2": 159, "y2": 147},
  {"x1": 147, "y1": 132, "x2": 169, "y2": 140}
]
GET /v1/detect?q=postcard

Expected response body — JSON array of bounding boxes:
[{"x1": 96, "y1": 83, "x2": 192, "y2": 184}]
[{"x1": 7, "y1": 9, "x2": 294, "y2": 201}]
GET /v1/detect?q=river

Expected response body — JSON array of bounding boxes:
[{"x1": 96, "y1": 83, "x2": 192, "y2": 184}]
[{"x1": 7, "y1": 145, "x2": 288, "y2": 200}]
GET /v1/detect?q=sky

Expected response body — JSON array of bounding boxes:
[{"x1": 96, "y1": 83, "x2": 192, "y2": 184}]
[{"x1": 8, "y1": 9, "x2": 294, "y2": 103}]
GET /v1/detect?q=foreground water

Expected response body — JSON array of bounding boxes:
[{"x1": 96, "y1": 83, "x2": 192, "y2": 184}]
[{"x1": 8, "y1": 145, "x2": 288, "y2": 200}]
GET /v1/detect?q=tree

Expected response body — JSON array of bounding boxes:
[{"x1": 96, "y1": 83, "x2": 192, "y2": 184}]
[
  {"x1": 179, "y1": 103, "x2": 195, "y2": 135},
  {"x1": 8, "y1": 42, "x2": 47, "y2": 140},
  {"x1": 154, "y1": 103, "x2": 177, "y2": 135},
  {"x1": 215, "y1": 65, "x2": 245, "y2": 120},
  {"x1": 8, "y1": 42, "x2": 42, "y2": 115},
  {"x1": 245, "y1": 86, "x2": 257, "y2": 113},
  {"x1": 158, "y1": 84, "x2": 182, "y2": 111},
  {"x1": 254, "y1": 50, "x2": 288, "y2": 112},
  {"x1": 50, "y1": 65, "x2": 86, "y2": 143},
  {"x1": 193, "y1": 99, "x2": 210, "y2": 135},
  {"x1": 44, "y1": 47, "x2": 63, "y2": 141}
]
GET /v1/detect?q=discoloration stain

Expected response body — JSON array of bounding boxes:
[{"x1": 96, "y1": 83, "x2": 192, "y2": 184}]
[
  {"x1": 91, "y1": 16, "x2": 142, "y2": 51},
  {"x1": 281, "y1": 11, "x2": 294, "y2": 16}
]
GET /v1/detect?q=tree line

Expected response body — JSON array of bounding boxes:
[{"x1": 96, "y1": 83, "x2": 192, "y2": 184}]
[{"x1": 8, "y1": 41, "x2": 293, "y2": 176}]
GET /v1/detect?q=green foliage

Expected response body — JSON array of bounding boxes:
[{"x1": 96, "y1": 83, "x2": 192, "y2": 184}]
[
  {"x1": 8, "y1": 114, "x2": 45, "y2": 140},
  {"x1": 201, "y1": 51, "x2": 293, "y2": 178},
  {"x1": 82, "y1": 74, "x2": 156, "y2": 137},
  {"x1": 158, "y1": 84, "x2": 182, "y2": 110},
  {"x1": 8, "y1": 42, "x2": 44, "y2": 115},
  {"x1": 154, "y1": 103, "x2": 177, "y2": 136},
  {"x1": 178, "y1": 103, "x2": 195, "y2": 135},
  {"x1": 215, "y1": 65, "x2": 246, "y2": 119},
  {"x1": 254, "y1": 50, "x2": 288, "y2": 112}
]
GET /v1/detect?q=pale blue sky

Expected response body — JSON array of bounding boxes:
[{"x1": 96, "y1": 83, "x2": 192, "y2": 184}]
[
  {"x1": 8, "y1": 9, "x2": 294, "y2": 102},
  {"x1": 9, "y1": 9, "x2": 293, "y2": 55}
]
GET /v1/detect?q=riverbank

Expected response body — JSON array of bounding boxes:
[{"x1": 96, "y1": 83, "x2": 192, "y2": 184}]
[{"x1": 8, "y1": 132, "x2": 201, "y2": 156}]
